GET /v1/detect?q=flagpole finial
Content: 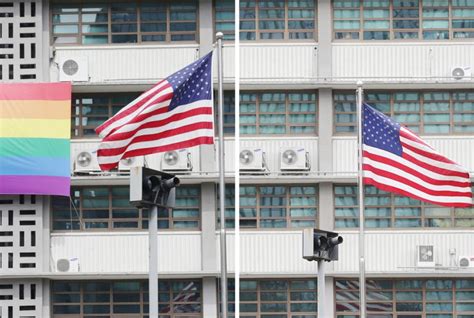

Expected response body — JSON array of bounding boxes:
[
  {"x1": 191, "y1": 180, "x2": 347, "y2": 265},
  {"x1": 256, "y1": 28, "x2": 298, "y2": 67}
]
[
  {"x1": 357, "y1": 80, "x2": 363, "y2": 87},
  {"x1": 216, "y1": 32, "x2": 224, "y2": 40}
]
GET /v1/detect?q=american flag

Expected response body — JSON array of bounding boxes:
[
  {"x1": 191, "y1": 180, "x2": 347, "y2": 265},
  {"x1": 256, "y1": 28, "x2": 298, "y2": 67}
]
[
  {"x1": 95, "y1": 52, "x2": 214, "y2": 171},
  {"x1": 362, "y1": 103, "x2": 472, "y2": 208}
]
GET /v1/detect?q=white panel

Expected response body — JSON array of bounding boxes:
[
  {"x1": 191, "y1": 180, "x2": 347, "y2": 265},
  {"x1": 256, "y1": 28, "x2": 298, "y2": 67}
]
[
  {"x1": 333, "y1": 43, "x2": 474, "y2": 80},
  {"x1": 240, "y1": 137, "x2": 318, "y2": 173},
  {"x1": 53, "y1": 45, "x2": 199, "y2": 83},
  {"x1": 225, "y1": 231, "x2": 318, "y2": 274},
  {"x1": 50, "y1": 232, "x2": 201, "y2": 273},
  {"x1": 334, "y1": 231, "x2": 474, "y2": 273},
  {"x1": 227, "y1": 44, "x2": 317, "y2": 83},
  {"x1": 70, "y1": 140, "x2": 202, "y2": 173},
  {"x1": 332, "y1": 137, "x2": 357, "y2": 175},
  {"x1": 332, "y1": 136, "x2": 474, "y2": 174}
]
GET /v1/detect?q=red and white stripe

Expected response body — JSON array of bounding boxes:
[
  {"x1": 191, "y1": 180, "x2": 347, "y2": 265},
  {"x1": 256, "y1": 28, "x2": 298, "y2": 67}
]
[
  {"x1": 363, "y1": 127, "x2": 472, "y2": 207},
  {"x1": 95, "y1": 81, "x2": 214, "y2": 171}
]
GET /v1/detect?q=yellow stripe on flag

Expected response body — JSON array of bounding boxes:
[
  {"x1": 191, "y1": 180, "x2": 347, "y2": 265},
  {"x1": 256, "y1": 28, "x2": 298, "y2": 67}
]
[
  {"x1": 0, "y1": 118, "x2": 70, "y2": 138},
  {"x1": 0, "y1": 100, "x2": 70, "y2": 119}
]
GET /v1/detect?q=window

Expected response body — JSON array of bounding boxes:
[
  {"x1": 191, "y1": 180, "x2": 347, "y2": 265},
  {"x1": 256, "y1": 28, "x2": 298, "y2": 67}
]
[
  {"x1": 215, "y1": 91, "x2": 236, "y2": 135},
  {"x1": 52, "y1": 1, "x2": 198, "y2": 45},
  {"x1": 333, "y1": 0, "x2": 474, "y2": 40},
  {"x1": 71, "y1": 93, "x2": 138, "y2": 138},
  {"x1": 51, "y1": 185, "x2": 201, "y2": 231},
  {"x1": 334, "y1": 91, "x2": 474, "y2": 134},
  {"x1": 228, "y1": 279, "x2": 317, "y2": 317},
  {"x1": 334, "y1": 184, "x2": 474, "y2": 228},
  {"x1": 215, "y1": 0, "x2": 236, "y2": 40},
  {"x1": 241, "y1": 92, "x2": 318, "y2": 135},
  {"x1": 223, "y1": 184, "x2": 318, "y2": 229},
  {"x1": 335, "y1": 278, "x2": 474, "y2": 317},
  {"x1": 236, "y1": 0, "x2": 317, "y2": 41},
  {"x1": 51, "y1": 279, "x2": 202, "y2": 317}
]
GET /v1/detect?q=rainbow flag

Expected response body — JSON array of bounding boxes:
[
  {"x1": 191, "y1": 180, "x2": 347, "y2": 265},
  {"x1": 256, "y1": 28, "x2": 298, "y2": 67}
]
[{"x1": 0, "y1": 83, "x2": 71, "y2": 196}]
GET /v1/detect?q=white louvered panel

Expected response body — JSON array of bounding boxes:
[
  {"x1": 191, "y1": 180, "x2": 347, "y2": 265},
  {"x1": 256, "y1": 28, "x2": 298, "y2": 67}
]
[
  {"x1": 332, "y1": 43, "x2": 474, "y2": 80},
  {"x1": 332, "y1": 136, "x2": 474, "y2": 174},
  {"x1": 332, "y1": 137, "x2": 357, "y2": 174},
  {"x1": 222, "y1": 44, "x2": 236, "y2": 80},
  {"x1": 231, "y1": 231, "x2": 318, "y2": 274},
  {"x1": 239, "y1": 44, "x2": 317, "y2": 82},
  {"x1": 70, "y1": 140, "x2": 203, "y2": 172},
  {"x1": 334, "y1": 231, "x2": 474, "y2": 273},
  {"x1": 53, "y1": 45, "x2": 199, "y2": 83},
  {"x1": 50, "y1": 232, "x2": 201, "y2": 273},
  {"x1": 240, "y1": 137, "x2": 318, "y2": 173}
]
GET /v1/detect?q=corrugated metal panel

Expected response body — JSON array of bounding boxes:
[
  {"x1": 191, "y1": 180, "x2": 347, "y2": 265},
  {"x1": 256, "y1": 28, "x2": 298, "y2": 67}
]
[
  {"x1": 235, "y1": 44, "x2": 317, "y2": 82},
  {"x1": 50, "y1": 233, "x2": 201, "y2": 273},
  {"x1": 53, "y1": 45, "x2": 199, "y2": 83},
  {"x1": 333, "y1": 43, "x2": 474, "y2": 80},
  {"x1": 333, "y1": 137, "x2": 357, "y2": 174},
  {"x1": 333, "y1": 137, "x2": 474, "y2": 174},
  {"x1": 240, "y1": 137, "x2": 318, "y2": 172},
  {"x1": 71, "y1": 140, "x2": 202, "y2": 173},
  {"x1": 335, "y1": 231, "x2": 474, "y2": 273},
  {"x1": 226, "y1": 231, "x2": 318, "y2": 274}
]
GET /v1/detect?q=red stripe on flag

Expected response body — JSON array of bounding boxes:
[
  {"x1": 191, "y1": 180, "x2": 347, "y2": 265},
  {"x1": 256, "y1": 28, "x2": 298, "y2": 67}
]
[
  {"x1": 95, "y1": 82, "x2": 171, "y2": 135},
  {"x1": 99, "y1": 136, "x2": 214, "y2": 171},
  {"x1": 363, "y1": 164, "x2": 472, "y2": 197},
  {"x1": 363, "y1": 150, "x2": 471, "y2": 187},
  {"x1": 401, "y1": 151, "x2": 469, "y2": 178},
  {"x1": 401, "y1": 141, "x2": 457, "y2": 165},
  {"x1": 0, "y1": 82, "x2": 71, "y2": 100},
  {"x1": 98, "y1": 121, "x2": 214, "y2": 157},
  {"x1": 364, "y1": 177, "x2": 473, "y2": 208},
  {"x1": 103, "y1": 107, "x2": 213, "y2": 142}
]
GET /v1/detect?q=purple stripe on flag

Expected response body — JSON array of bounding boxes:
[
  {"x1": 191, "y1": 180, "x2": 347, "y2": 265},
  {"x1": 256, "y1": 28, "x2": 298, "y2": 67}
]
[{"x1": 0, "y1": 175, "x2": 70, "y2": 196}]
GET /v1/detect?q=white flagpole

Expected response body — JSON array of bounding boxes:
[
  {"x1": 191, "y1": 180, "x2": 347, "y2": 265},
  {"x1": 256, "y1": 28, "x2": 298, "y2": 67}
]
[
  {"x1": 149, "y1": 205, "x2": 158, "y2": 318},
  {"x1": 356, "y1": 81, "x2": 366, "y2": 317},
  {"x1": 216, "y1": 32, "x2": 228, "y2": 318}
]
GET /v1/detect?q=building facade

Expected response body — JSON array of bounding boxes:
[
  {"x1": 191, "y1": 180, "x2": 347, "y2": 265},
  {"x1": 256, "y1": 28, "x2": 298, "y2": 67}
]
[{"x1": 0, "y1": 0, "x2": 474, "y2": 317}]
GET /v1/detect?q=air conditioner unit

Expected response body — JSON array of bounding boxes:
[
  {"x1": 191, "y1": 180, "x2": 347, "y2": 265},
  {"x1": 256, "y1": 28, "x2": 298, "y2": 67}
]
[
  {"x1": 459, "y1": 256, "x2": 474, "y2": 268},
  {"x1": 59, "y1": 57, "x2": 89, "y2": 82},
  {"x1": 280, "y1": 147, "x2": 310, "y2": 171},
  {"x1": 416, "y1": 245, "x2": 435, "y2": 267},
  {"x1": 239, "y1": 148, "x2": 265, "y2": 171},
  {"x1": 161, "y1": 149, "x2": 192, "y2": 171},
  {"x1": 74, "y1": 150, "x2": 100, "y2": 173},
  {"x1": 451, "y1": 66, "x2": 472, "y2": 80},
  {"x1": 119, "y1": 156, "x2": 144, "y2": 171},
  {"x1": 57, "y1": 257, "x2": 80, "y2": 272}
]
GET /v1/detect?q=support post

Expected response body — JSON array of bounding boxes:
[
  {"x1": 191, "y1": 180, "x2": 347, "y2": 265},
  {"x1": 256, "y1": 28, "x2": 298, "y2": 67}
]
[
  {"x1": 216, "y1": 31, "x2": 228, "y2": 318},
  {"x1": 356, "y1": 81, "x2": 366, "y2": 318},
  {"x1": 317, "y1": 261, "x2": 325, "y2": 318},
  {"x1": 149, "y1": 205, "x2": 158, "y2": 318}
]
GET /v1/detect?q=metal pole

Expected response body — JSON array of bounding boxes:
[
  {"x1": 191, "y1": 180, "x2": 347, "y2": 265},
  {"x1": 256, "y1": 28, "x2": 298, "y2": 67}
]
[
  {"x1": 317, "y1": 261, "x2": 325, "y2": 318},
  {"x1": 216, "y1": 31, "x2": 228, "y2": 318},
  {"x1": 149, "y1": 205, "x2": 158, "y2": 318},
  {"x1": 356, "y1": 81, "x2": 366, "y2": 318}
]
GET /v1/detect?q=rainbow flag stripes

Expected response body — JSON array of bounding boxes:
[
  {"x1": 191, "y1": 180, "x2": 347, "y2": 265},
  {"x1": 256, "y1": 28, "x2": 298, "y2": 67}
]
[{"x1": 0, "y1": 83, "x2": 71, "y2": 196}]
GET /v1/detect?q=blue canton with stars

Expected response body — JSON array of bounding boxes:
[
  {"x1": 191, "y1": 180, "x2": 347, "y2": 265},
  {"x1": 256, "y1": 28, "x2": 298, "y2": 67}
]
[
  {"x1": 167, "y1": 52, "x2": 213, "y2": 110},
  {"x1": 363, "y1": 103, "x2": 403, "y2": 156}
]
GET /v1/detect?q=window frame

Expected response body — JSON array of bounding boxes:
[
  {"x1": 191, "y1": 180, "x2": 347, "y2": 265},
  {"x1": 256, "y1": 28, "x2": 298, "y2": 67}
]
[
  {"x1": 335, "y1": 278, "x2": 474, "y2": 317},
  {"x1": 332, "y1": 0, "x2": 474, "y2": 41},
  {"x1": 333, "y1": 90, "x2": 474, "y2": 135},
  {"x1": 51, "y1": 279, "x2": 203, "y2": 317},
  {"x1": 334, "y1": 184, "x2": 474, "y2": 229},
  {"x1": 222, "y1": 184, "x2": 319, "y2": 229},
  {"x1": 51, "y1": 0, "x2": 200, "y2": 46},
  {"x1": 51, "y1": 185, "x2": 201, "y2": 232}
]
